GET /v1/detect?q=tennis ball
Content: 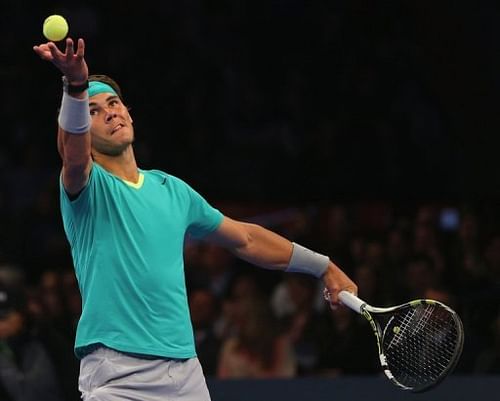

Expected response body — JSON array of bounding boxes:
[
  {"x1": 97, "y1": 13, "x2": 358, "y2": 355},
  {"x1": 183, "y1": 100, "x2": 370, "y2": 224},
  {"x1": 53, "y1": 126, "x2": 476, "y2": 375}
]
[{"x1": 43, "y1": 15, "x2": 69, "y2": 42}]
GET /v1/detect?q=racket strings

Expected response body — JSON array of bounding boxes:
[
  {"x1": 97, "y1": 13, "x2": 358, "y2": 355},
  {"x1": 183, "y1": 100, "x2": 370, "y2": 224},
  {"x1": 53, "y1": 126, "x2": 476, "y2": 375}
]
[
  {"x1": 386, "y1": 307, "x2": 417, "y2": 349},
  {"x1": 382, "y1": 303, "x2": 461, "y2": 390}
]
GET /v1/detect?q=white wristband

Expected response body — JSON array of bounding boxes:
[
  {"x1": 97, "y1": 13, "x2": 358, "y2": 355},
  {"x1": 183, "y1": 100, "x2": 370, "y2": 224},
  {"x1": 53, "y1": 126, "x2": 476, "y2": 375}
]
[
  {"x1": 285, "y1": 242, "x2": 330, "y2": 278},
  {"x1": 58, "y1": 91, "x2": 91, "y2": 135}
]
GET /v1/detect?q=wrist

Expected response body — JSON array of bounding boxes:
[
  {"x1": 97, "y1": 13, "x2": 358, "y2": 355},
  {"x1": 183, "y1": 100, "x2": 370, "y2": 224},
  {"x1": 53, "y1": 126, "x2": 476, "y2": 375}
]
[
  {"x1": 321, "y1": 261, "x2": 333, "y2": 279},
  {"x1": 285, "y1": 242, "x2": 330, "y2": 278},
  {"x1": 62, "y1": 76, "x2": 89, "y2": 96},
  {"x1": 58, "y1": 90, "x2": 91, "y2": 135}
]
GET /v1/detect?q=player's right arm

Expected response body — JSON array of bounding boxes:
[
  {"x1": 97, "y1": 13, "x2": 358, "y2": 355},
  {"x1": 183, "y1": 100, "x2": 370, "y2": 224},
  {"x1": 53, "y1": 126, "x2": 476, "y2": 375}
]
[
  {"x1": 34, "y1": 38, "x2": 91, "y2": 195},
  {"x1": 57, "y1": 124, "x2": 91, "y2": 194}
]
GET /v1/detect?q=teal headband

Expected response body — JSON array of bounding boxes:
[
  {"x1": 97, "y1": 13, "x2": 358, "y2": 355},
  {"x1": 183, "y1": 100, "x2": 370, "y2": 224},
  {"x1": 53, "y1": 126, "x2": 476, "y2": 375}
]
[{"x1": 89, "y1": 81, "x2": 118, "y2": 98}]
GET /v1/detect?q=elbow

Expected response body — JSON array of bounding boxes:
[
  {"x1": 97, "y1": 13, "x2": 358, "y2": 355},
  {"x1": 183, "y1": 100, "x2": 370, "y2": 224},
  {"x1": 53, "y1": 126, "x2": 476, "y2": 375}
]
[
  {"x1": 62, "y1": 154, "x2": 91, "y2": 178},
  {"x1": 223, "y1": 222, "x2": 253, "y2": 254},
  {"x1": 59, "y1": 128, "x2": 91, "y2": 167},
  {"x1": 233, "y1": 223, "x2": 259, "y2": 255},
  {"x1": 62, "y1": 145, "x2": 91, "y2": 170},
  {"x1": 63, "y1": 156, "x2": 90, "y2": 173}
]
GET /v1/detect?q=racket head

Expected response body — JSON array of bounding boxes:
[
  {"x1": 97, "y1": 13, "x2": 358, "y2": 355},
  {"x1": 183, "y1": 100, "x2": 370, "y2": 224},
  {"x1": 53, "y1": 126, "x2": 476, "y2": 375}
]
[{"x1": 374, "y1": 299, "x2": 464, "y2": 392}]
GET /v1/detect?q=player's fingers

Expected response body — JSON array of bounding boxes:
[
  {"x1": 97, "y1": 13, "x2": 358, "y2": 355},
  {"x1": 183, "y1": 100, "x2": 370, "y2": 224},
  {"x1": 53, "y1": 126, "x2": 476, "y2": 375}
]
[
  {"x1": 65, "y1": 37, "x2": 75, "y2": 58},
  {"x1": 331, "y1": 292, "x2": 340, "y2": 305},
  {"x1": 343, "y1": 284, "x2": 358, "y2": 297},
  {"x1": 34, "y1": 53, "x2": 53, "y2": 61},
  {"x1": 76, "y1": 38, "x2": 85, "y2": 58},
  {"x1": 323, "y1": 288, "x2": 339, "y2": 309},
  {"x1": 34, "y1": 43, "x2": 53, "y2": 52},
  {"x1": 33, "y1": 46, "x2": 50, "y2": 60},
  {"x1": 47, "y1": 42, "x2": 63, "y2": 59}
]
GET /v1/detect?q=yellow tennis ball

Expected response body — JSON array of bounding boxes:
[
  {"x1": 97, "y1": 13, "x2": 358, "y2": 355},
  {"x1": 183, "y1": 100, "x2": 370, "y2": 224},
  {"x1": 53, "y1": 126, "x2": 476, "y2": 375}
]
[{"x1": 43, "y1": 15, "x2": 69, "y2": 42}]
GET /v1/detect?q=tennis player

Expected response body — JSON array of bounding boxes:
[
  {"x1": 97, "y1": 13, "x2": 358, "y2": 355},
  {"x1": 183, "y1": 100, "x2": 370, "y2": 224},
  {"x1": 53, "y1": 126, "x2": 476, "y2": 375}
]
[{"x1": 33, "y1": 37, "x2": 357, "y2": 401}]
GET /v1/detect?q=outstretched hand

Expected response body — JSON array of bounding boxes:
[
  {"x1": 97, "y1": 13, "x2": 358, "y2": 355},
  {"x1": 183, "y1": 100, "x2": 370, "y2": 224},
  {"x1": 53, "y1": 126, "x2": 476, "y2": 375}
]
[
  {"x1": 33, "y1": 37, "x2": 88, "y2": 84},
  {"x1": 322, "y1": 261, "x2": 358, "y2": 309}
]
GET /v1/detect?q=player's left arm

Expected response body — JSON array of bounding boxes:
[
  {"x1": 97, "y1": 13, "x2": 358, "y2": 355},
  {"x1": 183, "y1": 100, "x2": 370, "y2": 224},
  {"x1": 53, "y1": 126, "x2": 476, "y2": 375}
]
[
  {"x1": 204, "y1": 216, "x2": 292, "y2": 270},
  {"x1": 204, "y1": 216, "x2": 357, "y2": 304}
]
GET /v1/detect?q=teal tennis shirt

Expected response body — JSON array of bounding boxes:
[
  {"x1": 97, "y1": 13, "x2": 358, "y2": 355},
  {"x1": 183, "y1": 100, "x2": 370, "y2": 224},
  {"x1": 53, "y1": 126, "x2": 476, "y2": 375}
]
[{"x1": 60, "y1": 163, "x2": 223, "y2": 359}]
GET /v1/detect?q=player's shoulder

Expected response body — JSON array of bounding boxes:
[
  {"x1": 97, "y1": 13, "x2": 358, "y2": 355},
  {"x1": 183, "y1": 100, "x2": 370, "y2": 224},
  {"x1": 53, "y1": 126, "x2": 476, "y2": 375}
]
[
  {"x1": 142, "y1": 168, "x2": 169, "y2": 182},
  {"x1": 142, "y1": 169, "x2": 190, "y2": 188}
]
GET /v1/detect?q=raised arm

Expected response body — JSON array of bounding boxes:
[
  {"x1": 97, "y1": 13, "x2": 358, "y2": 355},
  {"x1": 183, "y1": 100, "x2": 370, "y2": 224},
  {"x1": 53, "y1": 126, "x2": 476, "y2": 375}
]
[
  {"x1": 203, "y1": 216, "x2": 357, "y2": 305},
  {"x1": 33, "y1": 38, "x2": 92, "y2": 195}
]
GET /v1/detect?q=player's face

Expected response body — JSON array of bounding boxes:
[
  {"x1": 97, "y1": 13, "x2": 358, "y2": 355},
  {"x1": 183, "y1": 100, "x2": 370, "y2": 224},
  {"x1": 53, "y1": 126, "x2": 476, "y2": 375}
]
[{"x1": 89, "y1": 93, "x2": 134, "y2": 156}]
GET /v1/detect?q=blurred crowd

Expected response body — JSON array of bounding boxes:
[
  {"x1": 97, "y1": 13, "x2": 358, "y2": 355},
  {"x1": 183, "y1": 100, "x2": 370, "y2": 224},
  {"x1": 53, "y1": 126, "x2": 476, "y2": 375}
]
[{"x1": 1, "y1": 201, "x2": 499, "y2": 400}]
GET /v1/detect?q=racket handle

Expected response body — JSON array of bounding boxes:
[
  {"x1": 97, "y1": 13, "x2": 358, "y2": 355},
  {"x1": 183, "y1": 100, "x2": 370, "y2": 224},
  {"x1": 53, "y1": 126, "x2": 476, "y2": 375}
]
[{"x1": 339, "y1": 291, "x2": 365, "y2": 314}]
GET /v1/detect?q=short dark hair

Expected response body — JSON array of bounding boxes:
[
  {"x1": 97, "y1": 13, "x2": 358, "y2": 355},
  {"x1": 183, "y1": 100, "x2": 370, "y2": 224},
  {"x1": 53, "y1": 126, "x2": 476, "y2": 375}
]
[{"x1": 89, "y1": 74, "x2": 125, "y2": 102}]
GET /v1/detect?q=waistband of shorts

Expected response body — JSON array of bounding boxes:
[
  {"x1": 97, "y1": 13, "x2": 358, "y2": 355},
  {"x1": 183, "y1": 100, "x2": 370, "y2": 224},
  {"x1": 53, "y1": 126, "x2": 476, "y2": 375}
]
[{"x1": 78, "y1": 343, "x2": 189, "y2": 361}]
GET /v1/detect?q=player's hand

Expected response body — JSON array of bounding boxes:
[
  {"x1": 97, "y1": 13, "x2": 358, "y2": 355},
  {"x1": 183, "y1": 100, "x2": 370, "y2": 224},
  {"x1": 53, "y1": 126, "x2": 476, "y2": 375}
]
[
  {"x1": 33, "y1": 37, "x2": 88, "y2": 84},
  {"x1": 322, "y1": 261, "x2": 357, "y2": 309}
]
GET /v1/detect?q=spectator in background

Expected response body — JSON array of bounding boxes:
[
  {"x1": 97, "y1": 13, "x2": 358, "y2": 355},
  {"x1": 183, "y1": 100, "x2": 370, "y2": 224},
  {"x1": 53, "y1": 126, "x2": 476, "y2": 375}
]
[
  {"x1": 29, "y1": 269, "x2": 78, "y2": 343},
  {"x1": 424, "y1": 286, "x2": 457, "y2": 308},
  {"x1": 320, "y1": 205, "x2": 351, "y2": 268},
  {"x1": 452, "y1": 212, "x2": 486, "y2": 293},
  {"x1": 423, "y1": 284, "x2": 468, "y2": 371},
  {"x1": 363, "y1": 239, "x2": 385, "y2": 272},
  {"x1": 357, "y1": 238, "x2": 393, "y2": 302},
  {"x1": 272, "y1": 274, "x2": 327, "y2": 375},
  {"x1": 189, "y1": 288, "x2": 221, "y2": 376},
  {"x1": 384, "y1": 227, "x2": 411, "y2": 297},
  {"x1": 466, "y1": 235, "x2": 500, "y2": 368},
  {"x1": 348, "y1": 235, "x2": 367, "y2": 271},
  {"x1": 215, "y1": 273, "x2": 264, "y2": 342},
  {"x1": 386, "y1": 227, "x2": 411, "y2": 269},
  {"x1": 396, "y1": 254, "x2": 437, "y2": 302},
  {"x1": 317, "y1": 305, "x2": 379, "y2": 376},
  {"x1": 412, "y1": 206, "x2": 446, "y2": 278},
  {"x1": 474, "y1": 310, "x2": 500, "y2": 374},
  {"x1": 0, "y1": 284, "x2": 79, "y2": 401},
  {"x1": 38, "y1": 271, "x2": 65, "y2": 327},
  {"x1": 60, "y1": 269, "x2": 82, "y2": 338},
  {"x1": 192, "y1": 243, "x2": 236, "y2": 298},
  {"x1": 353, "y1": 264, "x2": 389, "y2": 306},
  {"x1": 217, "y1": 297, "x2": 296, "y2": 378}
]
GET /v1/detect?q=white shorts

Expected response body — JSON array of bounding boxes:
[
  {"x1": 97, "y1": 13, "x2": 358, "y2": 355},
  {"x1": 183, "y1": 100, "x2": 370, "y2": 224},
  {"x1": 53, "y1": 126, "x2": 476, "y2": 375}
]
[{"x1": 79, "y1": 347, "x2": 211, "y2": 401}]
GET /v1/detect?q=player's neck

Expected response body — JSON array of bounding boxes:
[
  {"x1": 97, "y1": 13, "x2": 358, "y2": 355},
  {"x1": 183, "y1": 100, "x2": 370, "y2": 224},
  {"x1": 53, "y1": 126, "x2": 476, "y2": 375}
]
[{"x1": 94, "y1": 147, "x2": 140, "y2": 183}]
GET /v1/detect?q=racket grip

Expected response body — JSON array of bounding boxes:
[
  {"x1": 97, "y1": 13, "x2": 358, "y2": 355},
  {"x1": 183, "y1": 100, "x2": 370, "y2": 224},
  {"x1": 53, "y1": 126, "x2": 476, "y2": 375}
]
[{"x1": 339, "y1": 291, "x2": 365, "y2": 314}]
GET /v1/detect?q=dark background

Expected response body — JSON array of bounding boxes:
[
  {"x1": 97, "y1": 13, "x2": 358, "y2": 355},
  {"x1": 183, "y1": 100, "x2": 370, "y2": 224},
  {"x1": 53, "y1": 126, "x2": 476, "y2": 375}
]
[{"x1": 2, "y1": 0, "x2": 500, "y2": 201}]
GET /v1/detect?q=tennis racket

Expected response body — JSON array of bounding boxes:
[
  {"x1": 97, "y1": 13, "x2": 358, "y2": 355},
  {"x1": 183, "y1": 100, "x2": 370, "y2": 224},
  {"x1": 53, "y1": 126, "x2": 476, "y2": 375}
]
[{"x1": 324, "y1": 290, "x2": 464, "y2": 392}]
